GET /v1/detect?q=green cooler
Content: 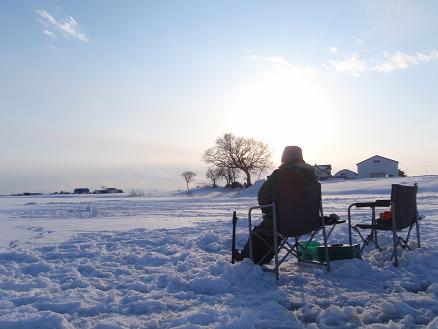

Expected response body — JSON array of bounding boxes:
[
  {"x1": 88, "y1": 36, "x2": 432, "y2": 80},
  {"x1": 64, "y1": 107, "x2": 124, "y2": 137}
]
[
  {"x1": 299, "y1": 241, "x2": 320, "y2": 261},
  {"x1": 317, "y1": 244, "x2": 361, "y2": 261}
]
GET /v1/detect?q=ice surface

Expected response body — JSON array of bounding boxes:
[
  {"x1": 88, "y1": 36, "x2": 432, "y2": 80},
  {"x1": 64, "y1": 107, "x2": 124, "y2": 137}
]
[{"x1": 0, "y1": 176, "x2": 437, "y2": 328}]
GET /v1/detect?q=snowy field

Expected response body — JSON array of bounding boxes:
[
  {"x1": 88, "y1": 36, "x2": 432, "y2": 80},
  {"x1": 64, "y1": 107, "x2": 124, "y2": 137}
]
[{"x1": 0, "y1": 176, "x2": 438, "y2": 328}]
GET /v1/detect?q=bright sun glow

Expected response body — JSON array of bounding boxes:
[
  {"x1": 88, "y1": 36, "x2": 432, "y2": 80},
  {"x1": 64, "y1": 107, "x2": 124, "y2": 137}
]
[{"x1": 228, "y1": 69, "x2": 338, "y2": 164}]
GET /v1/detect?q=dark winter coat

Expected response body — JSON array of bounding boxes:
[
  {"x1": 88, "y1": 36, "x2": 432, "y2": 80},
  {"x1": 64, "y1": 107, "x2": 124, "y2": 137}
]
[{"x1": 257, "y1": 160, "x2": 317, "y2": 222}]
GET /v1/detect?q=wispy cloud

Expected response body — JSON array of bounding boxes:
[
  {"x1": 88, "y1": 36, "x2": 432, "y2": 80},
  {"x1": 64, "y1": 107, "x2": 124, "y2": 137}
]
[
  {"x1": 328, "y1": 54, "x2": 368, "y2": 77},
  {"x1": 247, "y1": 50, "x2": 317, "y2": 75},
  {"x1": 376, "y1": 51, "x2": 438, "y2": 72},
  {"x1": 43, "y1": 30, "x2": 56, "y2": 39},
  {"x1": 328, "y1": 48, "x2": 438, "y2": 76},
  {"x1": 247, "y1": 47, "x2": 438, "y2": 78},
  {"x1": 36, "y1": 9, "x2": 89, "y2": 42}
]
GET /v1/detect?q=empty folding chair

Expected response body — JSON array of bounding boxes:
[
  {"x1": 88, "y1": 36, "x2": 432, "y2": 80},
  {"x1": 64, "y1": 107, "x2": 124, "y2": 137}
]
[{"x1": 348, "y1": 183, "x2": 421, "y2": 266}]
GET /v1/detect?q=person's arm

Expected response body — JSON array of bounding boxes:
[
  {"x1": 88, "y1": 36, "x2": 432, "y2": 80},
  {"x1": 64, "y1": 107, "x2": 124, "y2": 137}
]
[{"x1": 258, "y1": 170, "x2": 278, "y2": 206}]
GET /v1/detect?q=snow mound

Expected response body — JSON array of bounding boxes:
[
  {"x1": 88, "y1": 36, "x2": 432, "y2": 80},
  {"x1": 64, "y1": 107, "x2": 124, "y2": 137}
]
[
  {"x1": 234, "y1": 179, "x2": 265, "y2": 198},
  {"x1": 0, "y1": 217, "x2": 437, "y2": 328}
]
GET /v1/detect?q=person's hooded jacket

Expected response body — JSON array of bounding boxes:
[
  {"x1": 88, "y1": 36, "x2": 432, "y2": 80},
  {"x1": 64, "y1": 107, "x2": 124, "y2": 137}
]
[{"x1": 257, "y1": 160, "x2": 317, "y2": 218}]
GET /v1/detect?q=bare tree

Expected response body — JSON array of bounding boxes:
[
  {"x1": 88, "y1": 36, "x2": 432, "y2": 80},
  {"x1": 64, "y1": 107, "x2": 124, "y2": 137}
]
[
  {"x1": 181, "y1": 171, "x2": 197, "y2": 191},
  {"x1": 203, "y1": 133, "x2": 272, "y2": 187},
  {"x1": 209, "y1": 165, "x2": 237, "y2": 187},
  {"x1": 206, "y1": 167, "x2": 222, "y2": 187},
  {"x1": 223, "y1": 167, "x2": 240, "y2": 187}
]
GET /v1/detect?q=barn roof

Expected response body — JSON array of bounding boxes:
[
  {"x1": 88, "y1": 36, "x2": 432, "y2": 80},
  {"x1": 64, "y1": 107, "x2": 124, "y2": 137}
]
[
  {"x1": 334, "y1": 169, "x2": 358, "y2": 176},
  {"x1": 356, "y1": 155, "x2": 398, "y2": 165}
]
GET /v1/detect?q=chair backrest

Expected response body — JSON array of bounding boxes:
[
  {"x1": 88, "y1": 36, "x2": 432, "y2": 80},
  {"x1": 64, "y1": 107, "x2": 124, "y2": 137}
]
[
  {"x1": 272, "y1": 182, "x2": 322, "y2": 237},
  {"x1": 391, "y1": 184, "x2": 418, "y2": 231}
]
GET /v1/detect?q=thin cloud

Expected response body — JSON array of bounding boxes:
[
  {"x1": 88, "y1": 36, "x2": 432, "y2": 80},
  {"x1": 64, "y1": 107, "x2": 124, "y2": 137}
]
[
  {"x1": 248, "y1": 48, "x2": 438, "y2": 78},
  {"x1": 376, "y1": 51, "x2": 438, "y2": 72},
  {"x1": 328, "y1": 54, "x2": 368, "y2": 77},
  {"x1": 43, "y1": 30, "x2": 56, "y2": 39},
  {"x1": 36, "y1": 9, "x2": 89, "y2": 42},
  {"x1": 328, "y1": 48, "x2": 438, "y2": 76},
  {"x1": 248, "y1": 52, "x2": 317, "y2": 75}
]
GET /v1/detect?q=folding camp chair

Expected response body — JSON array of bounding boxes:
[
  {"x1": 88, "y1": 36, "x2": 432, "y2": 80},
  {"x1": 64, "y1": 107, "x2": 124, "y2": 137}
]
[
  {"x1": 245, "y1": 182, "x2": 339, "y2": 279},
  {"x1": 348, "y1": 183, "x2": 421, "y2": 266}
]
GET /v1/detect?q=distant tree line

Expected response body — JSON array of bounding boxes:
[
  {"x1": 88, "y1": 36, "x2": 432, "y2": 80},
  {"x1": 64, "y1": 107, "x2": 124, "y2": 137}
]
[{"x1": 183, "y1": 133, "x2": 408, "y2": 190}]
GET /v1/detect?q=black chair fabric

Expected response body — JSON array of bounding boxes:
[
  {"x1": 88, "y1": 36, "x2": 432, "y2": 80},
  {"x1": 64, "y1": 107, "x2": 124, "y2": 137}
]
[
  {"x1": 272, "y1": 183, "x2": 322, "y2": 237},
  {"x1": 391, "y1": 184, "x2": 417, "y2": 231}
]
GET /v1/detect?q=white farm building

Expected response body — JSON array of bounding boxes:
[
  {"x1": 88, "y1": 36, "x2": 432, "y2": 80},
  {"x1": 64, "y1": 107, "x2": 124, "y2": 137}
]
[{"x1": 356, "y1": 155, "x2": 399, "y2": 179}]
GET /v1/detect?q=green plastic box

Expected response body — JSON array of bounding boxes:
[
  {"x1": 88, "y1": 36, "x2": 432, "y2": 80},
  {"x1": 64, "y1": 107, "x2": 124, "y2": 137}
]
[
  {"x1": 299, "y1": 241, "x2": 320, "y2": 261},
  {"x1": 316, "y1": 244, "x2": 361, "y2": 261}
]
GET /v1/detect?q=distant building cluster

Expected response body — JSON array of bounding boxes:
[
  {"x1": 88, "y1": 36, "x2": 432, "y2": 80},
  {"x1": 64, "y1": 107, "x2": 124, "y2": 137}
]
[
  {"x1": 74, "y1": 187, "x2": 124, "y2": 194},
  {"x1": 12, "y1": 192, "x2": 43, "y2": 196},
  {"x1": 314, "y1": 155, "x2": 399, "y2": 181},
  {"x1": 13, "y1": 187, "x2": 124, "y2": 196},
  {"x1": 73, "y1": 188, "x2": 89, "y2": 194}
]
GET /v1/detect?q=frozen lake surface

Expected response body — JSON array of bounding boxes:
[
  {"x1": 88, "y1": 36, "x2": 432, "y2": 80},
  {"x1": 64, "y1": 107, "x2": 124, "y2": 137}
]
[{"x1": 0, "y1": 176, "x2": 437, "y2": 328}]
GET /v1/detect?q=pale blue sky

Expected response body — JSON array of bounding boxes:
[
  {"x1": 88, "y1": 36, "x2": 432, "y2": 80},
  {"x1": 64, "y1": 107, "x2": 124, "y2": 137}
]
[{"x1": 1, "y1": 1, "x2": 438, "y2": 193}]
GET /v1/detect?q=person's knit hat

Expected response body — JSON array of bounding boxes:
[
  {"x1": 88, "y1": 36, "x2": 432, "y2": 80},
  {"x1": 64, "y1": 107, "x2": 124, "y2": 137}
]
[{"x1": 281, "y1": 146, "x2": 303, "y2": 164}]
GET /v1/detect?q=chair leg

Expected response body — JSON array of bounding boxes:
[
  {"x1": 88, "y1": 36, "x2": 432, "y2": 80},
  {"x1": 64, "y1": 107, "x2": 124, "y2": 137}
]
[
  {"x1": 416, "y1": 220, "x2": 421, "y2": 248},
  {"x1": 251, "y1": 231, "x2": 277, "y2": 265},
  {"x1": 321, "y1": 222, "x2": 330, "y2": 272},
  {"x1": 392, "y1": 228, "x2": 399, "y2": 267},
  {"x1": 295, "y1": 237, "x2": 301, "y2": 262},
  {"x1": 354, "y1": 226, "x2": 381, "y2": 252},
  {"x1": 399, "y1": 237, "x2": 412, "y2": 251},
  {"x1": 272, "y1": 206, "x2": 279, "y2": 280},
  {"x1": 278, "y1": 246, "x2": 291, "y2": 266},
  {"x1": 374, "y1": 233, "x2": 382, "y2": 251},
  {"x1": 359, "y1": 240, "x2": 368, "y2": 255},
  {"x1": 348, "y1": 205, "x2": 353, "y2": 245}
]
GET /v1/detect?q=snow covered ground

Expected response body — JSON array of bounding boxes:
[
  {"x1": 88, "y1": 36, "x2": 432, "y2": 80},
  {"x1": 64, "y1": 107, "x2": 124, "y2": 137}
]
[{"x1": 0, "y1": 176, "x2": 438, "y2": 328}]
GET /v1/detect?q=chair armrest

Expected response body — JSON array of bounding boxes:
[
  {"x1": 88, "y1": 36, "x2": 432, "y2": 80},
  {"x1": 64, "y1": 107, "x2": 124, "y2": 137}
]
[
  {"x1": 258, "y1": 203, "x2": 275, "y2": 210},
  {"x1": 248, "y1": 203, "x2": 274, "y2": 223},
  {"x1": 249, "y1": 203, "x2": 274, "y2": 211},
  {"x1": 354, "y1": 202, "x2": 375, "y2": 208},
  {"x1": 353, "y1": 200, "x2": 390, "y2": 208},
  {"x1": 374, "y1": 199, "x2": 391, "y2": 207}
]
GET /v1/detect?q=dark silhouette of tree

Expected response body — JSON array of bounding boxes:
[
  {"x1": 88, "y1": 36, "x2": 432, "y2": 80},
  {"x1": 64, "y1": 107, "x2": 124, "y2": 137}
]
[
  {"x1": 203, "y1": 133, "x2": 272, "y2": 187},
  {"x1": 211, "y1": 166, "x2": 240, "y2": 187},
  {"x1": 224, "y1": 167, "x2": 240, "y2": 187},
  {"x1": 206, "y1": 167, "x2": 221, "y2": 188},
  {"x1": 181, "y1": 171, "x2": 196, "y2": 191}
]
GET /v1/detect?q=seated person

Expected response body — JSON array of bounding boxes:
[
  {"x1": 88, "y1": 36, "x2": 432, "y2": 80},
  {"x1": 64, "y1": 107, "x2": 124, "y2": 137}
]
[{"x1": 233, "y1": 146, "x2": 317, "y2": 264}]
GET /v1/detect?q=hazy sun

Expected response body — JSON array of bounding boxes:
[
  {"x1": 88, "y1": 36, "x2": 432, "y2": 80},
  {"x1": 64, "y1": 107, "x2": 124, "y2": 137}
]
[{"x1": 228, "y1": 68, "x2": 337, "y2": 163}]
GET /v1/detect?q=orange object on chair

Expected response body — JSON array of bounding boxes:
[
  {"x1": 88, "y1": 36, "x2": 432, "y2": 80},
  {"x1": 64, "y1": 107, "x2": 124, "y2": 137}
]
[{"x1": 379, "y1": 211, "x2": 392, "y2": 221}]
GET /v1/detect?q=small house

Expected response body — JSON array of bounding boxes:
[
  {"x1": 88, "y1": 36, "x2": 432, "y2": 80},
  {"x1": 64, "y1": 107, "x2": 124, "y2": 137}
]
[
  {"x1": 334, "y1": 169, "x2": 358, "y2": 179},
  {"x1": 357, "y1": 155, "x2": 398, "y2": 179},
  {"x1": 93, "y1": 187, "x2": 123, "y2": 194},
  {"x1": 74, "y1": 188, "x2": 90, "y2": 194},
  {"x1": 314, "y1": 164, "x2": 332, "y2": 180}
]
